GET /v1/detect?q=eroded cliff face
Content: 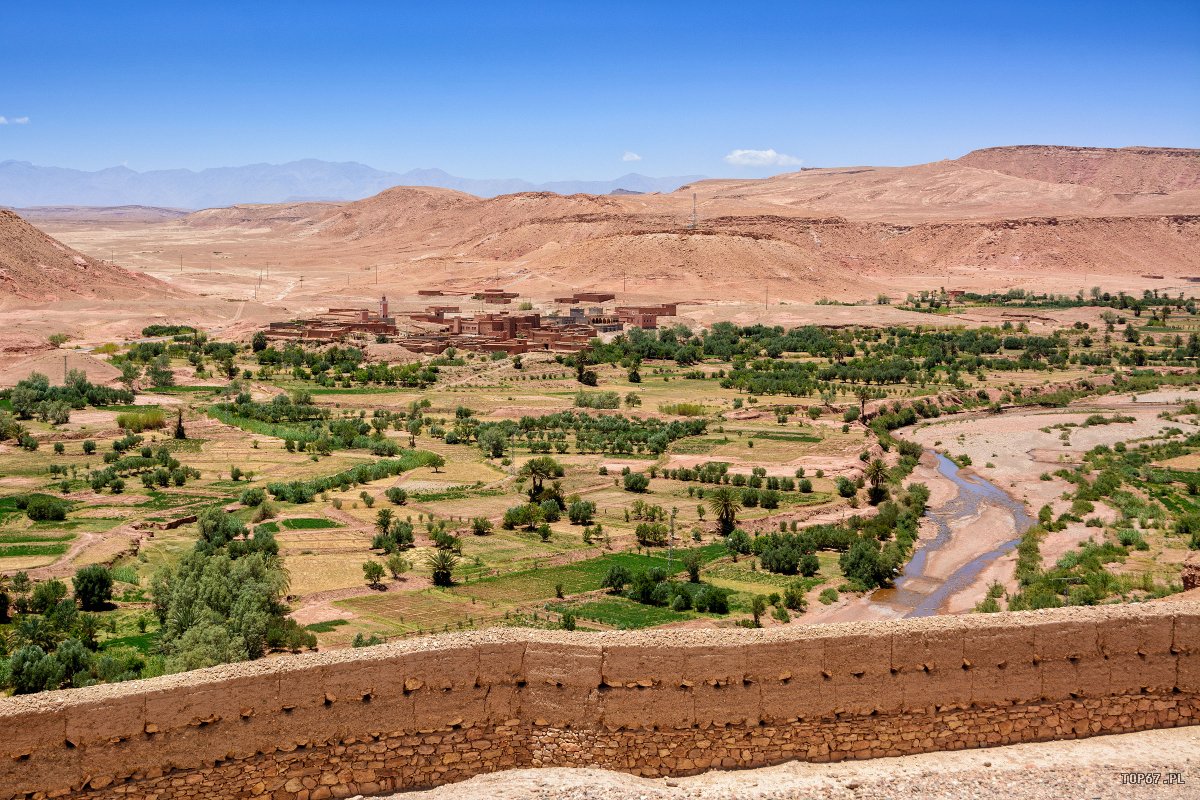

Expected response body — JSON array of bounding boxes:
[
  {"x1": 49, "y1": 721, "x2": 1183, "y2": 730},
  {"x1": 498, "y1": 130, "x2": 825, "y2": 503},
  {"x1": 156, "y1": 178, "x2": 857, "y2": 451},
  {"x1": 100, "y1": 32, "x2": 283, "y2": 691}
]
[{"x1": 1, "y1": 602, "x2": 1197, "y2": 799}]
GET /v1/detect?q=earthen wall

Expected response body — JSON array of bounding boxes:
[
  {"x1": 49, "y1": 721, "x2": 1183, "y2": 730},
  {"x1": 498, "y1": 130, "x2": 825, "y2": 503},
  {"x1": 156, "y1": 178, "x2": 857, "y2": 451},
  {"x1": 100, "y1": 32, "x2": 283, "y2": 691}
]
[{"x1": 1, "y1": 603, "x2": 1197, "y2": 800}]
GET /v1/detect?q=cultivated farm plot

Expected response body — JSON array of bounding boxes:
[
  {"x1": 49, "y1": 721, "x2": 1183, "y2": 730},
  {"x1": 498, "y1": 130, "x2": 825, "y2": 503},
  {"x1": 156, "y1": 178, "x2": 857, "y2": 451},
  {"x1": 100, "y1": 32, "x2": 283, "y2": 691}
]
[
  {"x1": 336, "y1": 588, "x2": 502, "y2": 635},
  {"x1": 460, "y1": 529, "x2": 588, "y2": 566},
  {"x1": 448, "y1": 548, "x2": 721, "y2": 605},
  {"x1": 288, "y1": 551, "x2": 385, "y2": 596},
  {"x1": 276, "y1": 529, "x2": 368, "y2": 554},
  {"x1": 546, "y1": 596, "x2": 694, "y2": 629}
]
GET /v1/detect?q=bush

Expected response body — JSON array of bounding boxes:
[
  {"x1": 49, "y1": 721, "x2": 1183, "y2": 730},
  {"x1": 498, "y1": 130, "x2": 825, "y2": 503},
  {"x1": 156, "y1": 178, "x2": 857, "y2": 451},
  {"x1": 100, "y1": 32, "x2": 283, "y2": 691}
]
[
  {"x1": 635, "y1": 522, "x2": 668, "y2": 546},
  {"x1": 385, "y1": 487, "x2": 408, "y2": 505},
  {"x1": 470, "y1": 517, "x2": 494, "y2": 536},
  {"x1": 567, "y1": 500, "x2": 596, "y2": 525},
  {"x1": 539, "y1": 499, "x2": 562, "y2": 523},
  {"x1": 385, "y1": 554, "x2": 411, "y2": 579},
  {"x1": 116, "y1": 409, "x2": 166, "y2": 433},
  {"x1": 623, "y1": 472, "x2": 650, "y2": 493},
  {"x1": 239, "y1": 487, "x2": 266, "y2": 507},
  {"x1": 574, "y1": 391, "x2": 620, "y2": 409},
  {"x1": 362, "y1": 560, "x2": 385, "y2": 587},
  {"x1": 73, "y1": 564, "x2": 113, "y2": 610},
  {"x1": 22, "y1": 494, "x2": 68, "y2": 522},
  {"x1": 601, "y1": 565, "x2": 631, "y2": 593},
  {"x1": 502, "y1": 503, "x2": 542, "y2": 531}
]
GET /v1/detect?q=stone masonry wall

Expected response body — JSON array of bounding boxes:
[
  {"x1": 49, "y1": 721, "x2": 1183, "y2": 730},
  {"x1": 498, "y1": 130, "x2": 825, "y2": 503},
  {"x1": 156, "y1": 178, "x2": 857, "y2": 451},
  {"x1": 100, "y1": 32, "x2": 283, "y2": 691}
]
[{"x1": 1, "y1": 603, "x2": 1197, "y2": 799}]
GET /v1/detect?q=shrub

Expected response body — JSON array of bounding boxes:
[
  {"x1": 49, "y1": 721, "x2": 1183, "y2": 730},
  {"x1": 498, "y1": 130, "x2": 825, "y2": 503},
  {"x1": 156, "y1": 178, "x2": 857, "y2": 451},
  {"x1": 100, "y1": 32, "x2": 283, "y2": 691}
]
[
  {"x1": 73, "y1": 565, "x2": 113, "y2": 610},
  {"x1": 385, "y1": 554, "x2": 411, "y2": 579},
  {"x1": 635, "y1": 522, "x2": 668, "y2": 546},
  {"x1": 601, "y1": 565, "x2": 631, "y2": 593},
  {"x1": 362, "y1": 560, "x2": 385, "y2": 588},
  {"x1": 623, "y1": 472, "x2": 650, "y2": 493},
  {"x1": 818, "y1": 588, "x2": 839, "y2": 605},
  {"x1": 567, "y1": 500, "x2": 596, "y2": 525},
  {"x1": 116, "y1": 409, "x2": 166, "y2": 433},
  {"x1": 239, "y1": 487, "x2": 266, "y2": 507},
  {"x1": 658, "y1": 402, "x2": 707, "y2": 417},
  {"x1": 539, "y1": 499, "x2": 562, "y2": 523},
  {"x1": 574, "y1": 391, "x2": 620, "y2": 409},
  {"x1": 470, "y1": 517, "x2": 494, "y2": 536},
  {"x1": 385, "y1": 487, "x2": 408, "y2": 505},
  {"x1": 22, "y1": 494, "x2": 68, "y2": 522},
  {"x1": 502, "y1": 503, "x2": 542, "y2": 531}
]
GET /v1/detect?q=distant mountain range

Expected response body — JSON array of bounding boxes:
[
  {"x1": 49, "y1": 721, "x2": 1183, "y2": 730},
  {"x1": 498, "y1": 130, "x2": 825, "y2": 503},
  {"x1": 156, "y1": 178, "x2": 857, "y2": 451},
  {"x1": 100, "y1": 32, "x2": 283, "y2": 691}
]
[{"x1": 0, "y1": 159, "x2": 705, "y2": 208}]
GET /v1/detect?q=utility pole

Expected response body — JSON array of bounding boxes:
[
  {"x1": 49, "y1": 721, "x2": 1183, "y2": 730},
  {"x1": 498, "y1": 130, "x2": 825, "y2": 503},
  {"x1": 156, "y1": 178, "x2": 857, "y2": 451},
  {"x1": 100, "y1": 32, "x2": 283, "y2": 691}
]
[
  {"x1": 690, "y1": 192, "x2": 697, "y2": 229},
  {"x1": 179, "y1": 254, "x2": 183, "y2": 272}
]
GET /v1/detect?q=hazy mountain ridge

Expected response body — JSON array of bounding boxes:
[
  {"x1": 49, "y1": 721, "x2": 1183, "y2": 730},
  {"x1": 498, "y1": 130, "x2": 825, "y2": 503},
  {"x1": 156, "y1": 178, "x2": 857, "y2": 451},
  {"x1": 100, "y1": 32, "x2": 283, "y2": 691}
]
[{"x1": 0, "y1": 159, "x2": 705, "y2": 208}]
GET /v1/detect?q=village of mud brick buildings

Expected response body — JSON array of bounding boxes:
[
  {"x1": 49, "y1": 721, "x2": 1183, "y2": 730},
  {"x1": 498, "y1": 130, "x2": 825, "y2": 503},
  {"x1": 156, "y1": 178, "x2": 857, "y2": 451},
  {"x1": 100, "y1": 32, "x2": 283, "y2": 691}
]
[{"x1": 261, "y1": 289, "x2": 679, "y2": 354}]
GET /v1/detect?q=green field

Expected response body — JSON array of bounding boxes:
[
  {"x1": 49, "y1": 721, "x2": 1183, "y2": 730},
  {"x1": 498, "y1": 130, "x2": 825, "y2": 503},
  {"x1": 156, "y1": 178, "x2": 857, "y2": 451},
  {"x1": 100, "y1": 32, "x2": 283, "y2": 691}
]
[{"x1": 547, "y1": 597, "x2": 693, "y2": 629}]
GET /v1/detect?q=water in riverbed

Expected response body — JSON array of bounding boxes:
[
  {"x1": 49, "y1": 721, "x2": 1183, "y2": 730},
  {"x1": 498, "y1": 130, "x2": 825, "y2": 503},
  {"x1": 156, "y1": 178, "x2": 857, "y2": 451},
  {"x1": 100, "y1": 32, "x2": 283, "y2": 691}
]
[{"x1": 870, "y1": 452, "x2": 1034, "y2": 617}]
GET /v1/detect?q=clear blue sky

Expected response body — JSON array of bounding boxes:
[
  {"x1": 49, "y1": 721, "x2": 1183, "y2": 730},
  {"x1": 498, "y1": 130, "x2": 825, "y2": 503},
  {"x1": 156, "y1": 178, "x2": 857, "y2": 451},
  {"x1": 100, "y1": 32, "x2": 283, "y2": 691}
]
[{"x1": 2, "y1": 1, "x2": 1197, "y2": 180}]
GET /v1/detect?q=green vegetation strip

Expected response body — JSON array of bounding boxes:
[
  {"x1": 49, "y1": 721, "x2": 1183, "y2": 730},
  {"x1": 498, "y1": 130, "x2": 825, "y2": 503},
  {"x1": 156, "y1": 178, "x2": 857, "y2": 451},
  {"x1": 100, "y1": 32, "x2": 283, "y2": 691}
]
[
  {"x1": 448, "y1": 544, "x2": 726, "y2": 604},
  {"x1": 547, "y1": 597, "x2": 691, "y2": 629},
  {"x1": 0, "y1": 532, "x2": 75, "y2": 543},
  {"x1": 0, "y1": 543, "x2": 70, "y2": 557}
]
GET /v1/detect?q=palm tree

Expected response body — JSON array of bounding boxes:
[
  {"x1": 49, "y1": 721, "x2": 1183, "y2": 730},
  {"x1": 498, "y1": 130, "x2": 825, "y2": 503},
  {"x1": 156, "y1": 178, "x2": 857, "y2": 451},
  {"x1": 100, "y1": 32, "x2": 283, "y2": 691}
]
[
  {"x1": 856, "y1": 387, "x2": 872, "y2": 419},
  {"x1": 425, "y1": 550, "x2": 459, "y2": 587},
  {"x1": 519, "y1": 456, "x2": 564, "y2": 501},
  {"x1": 865, "y1": 459, "x2": 889, "y2": 489},
  {"x1": 706, "y1": 487, "x2": 742, "y2": 536}
]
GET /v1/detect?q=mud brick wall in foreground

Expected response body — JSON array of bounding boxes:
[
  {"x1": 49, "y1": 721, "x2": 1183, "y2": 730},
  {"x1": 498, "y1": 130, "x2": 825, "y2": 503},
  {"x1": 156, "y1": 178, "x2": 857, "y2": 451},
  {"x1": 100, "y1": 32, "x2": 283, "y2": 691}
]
[{"x1": 1, "y1": 603, "x2": 1196, "y2": 799}]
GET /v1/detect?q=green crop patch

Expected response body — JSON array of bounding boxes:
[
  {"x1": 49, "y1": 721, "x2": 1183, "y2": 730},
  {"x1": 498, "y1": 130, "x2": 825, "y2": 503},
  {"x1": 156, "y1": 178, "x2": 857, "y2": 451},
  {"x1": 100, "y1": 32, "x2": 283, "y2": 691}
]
[
  {"x1": 0, "y1": 532, "x2": 75, "y2": 544},
  {"x1": 447, "y1": 545, "x2": 725, "y2": 605},
  {"x1": 0, "y1": 542, "x2": 70, "y2": 558},
  {"x1": 547, "y1": 597, "x2": 692, "y2": 629},
  {"x1": 280, "y1": 517, "x2": 339, "y2": 530},
  {"x1": 304, "y1": 619, "x2": 350, "y2": 633}
]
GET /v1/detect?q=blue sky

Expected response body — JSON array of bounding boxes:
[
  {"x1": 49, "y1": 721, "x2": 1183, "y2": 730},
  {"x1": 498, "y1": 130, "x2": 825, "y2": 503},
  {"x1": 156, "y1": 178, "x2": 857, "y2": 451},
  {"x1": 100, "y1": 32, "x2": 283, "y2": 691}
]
[{"x1": 1, "y1": 1, "x2": 1197, "y2": 180}]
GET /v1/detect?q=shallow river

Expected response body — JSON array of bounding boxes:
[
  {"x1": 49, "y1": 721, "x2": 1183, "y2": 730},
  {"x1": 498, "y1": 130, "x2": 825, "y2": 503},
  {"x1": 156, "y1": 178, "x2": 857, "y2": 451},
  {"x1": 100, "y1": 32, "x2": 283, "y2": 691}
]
[{"x1": 870, "y1": 452, "x2": 1034, "y2": 617}]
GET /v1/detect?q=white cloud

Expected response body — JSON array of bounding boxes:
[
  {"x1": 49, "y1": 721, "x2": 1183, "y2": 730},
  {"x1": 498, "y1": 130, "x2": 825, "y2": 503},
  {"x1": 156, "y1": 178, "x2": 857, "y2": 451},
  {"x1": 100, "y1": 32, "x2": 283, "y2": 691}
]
[
  {"x1": 621, "y1": 151, "x2": 642, "y2": 162},
  {"x1": 0, "y1": 116, "x2": 30, "y2": 125},
  {"x1": 723, "y1": 148, "x2": 801, "y2": 167}
]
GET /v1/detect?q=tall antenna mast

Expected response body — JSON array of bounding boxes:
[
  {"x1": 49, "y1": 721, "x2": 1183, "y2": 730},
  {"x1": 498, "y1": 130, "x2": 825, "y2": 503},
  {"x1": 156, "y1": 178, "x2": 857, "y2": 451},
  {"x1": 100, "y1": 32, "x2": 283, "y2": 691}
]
[{"x1": 690, "y1": 192, "x2": 697, "y2": 230}]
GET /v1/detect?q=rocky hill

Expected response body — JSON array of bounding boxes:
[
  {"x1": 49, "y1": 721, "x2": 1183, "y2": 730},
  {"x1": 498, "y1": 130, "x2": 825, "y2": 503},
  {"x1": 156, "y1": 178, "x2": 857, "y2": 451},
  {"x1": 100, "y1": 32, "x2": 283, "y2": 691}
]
[
  {"x1": 32, "y1": 145, "x2": 1200, "y2": 305},
  {"x1": 161, "y1": 146, "x2": 1199, "y2": 299},
  {"x1": 0, "y1": 209, "x2": 173, "y2": 306},
  {"x1": 956, "y1": 145, "x2": 1200, "y2": 195}
]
